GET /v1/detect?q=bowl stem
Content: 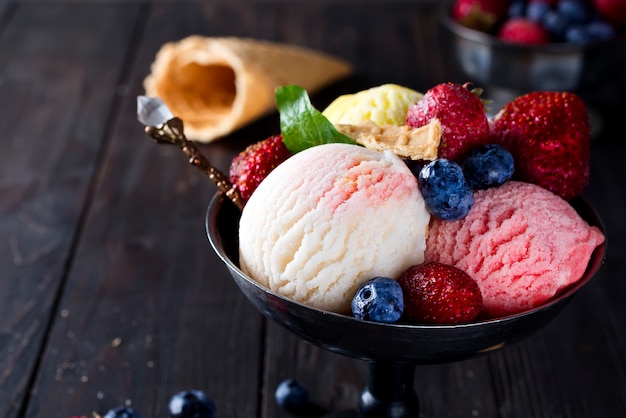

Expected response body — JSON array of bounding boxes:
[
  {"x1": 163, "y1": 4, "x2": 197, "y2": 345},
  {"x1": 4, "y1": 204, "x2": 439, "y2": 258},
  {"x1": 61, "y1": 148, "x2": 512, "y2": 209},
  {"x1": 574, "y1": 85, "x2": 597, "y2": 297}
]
[{"x1": 358, "y1": 362, "x2": 419, "y2": 418}]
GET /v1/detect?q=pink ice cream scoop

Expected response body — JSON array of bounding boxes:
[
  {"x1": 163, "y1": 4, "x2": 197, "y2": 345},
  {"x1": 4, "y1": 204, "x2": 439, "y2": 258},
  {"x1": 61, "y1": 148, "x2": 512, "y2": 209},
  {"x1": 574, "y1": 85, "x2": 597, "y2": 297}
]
[{"x1": 425, "y1": 181, "x2": 605, "y2": 318}]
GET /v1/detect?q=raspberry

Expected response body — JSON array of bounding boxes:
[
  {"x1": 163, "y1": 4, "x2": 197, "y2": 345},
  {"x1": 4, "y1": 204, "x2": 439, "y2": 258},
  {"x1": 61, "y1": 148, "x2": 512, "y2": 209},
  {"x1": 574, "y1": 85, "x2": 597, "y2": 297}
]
[
  {"x1": 498, "y1": 17, "x2": 551, "y2": 44},
  {"x1": 451, "y1": 0, "x2": 509, "y2": 32}
]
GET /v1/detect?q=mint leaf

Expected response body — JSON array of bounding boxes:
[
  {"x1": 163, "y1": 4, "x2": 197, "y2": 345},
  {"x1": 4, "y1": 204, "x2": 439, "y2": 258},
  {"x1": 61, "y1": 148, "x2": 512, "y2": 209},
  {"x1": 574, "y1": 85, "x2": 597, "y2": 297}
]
[{"x1": 276, "y1": 85, "x2": 357, "y2": 153}]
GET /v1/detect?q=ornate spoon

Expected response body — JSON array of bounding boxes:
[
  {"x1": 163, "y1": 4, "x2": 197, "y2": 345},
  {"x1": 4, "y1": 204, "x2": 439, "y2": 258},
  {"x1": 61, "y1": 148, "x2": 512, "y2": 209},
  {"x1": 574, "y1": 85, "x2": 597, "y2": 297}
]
[{"x1": 136, "y1": 96, "x2": 245, "y2": 211}]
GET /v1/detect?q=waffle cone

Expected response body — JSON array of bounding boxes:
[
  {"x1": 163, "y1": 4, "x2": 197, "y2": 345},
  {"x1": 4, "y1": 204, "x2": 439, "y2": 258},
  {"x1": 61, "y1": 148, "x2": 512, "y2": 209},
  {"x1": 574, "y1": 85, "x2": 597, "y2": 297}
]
[{"x1": 143, "y1": 36, "x2": 352, "y2": 142}]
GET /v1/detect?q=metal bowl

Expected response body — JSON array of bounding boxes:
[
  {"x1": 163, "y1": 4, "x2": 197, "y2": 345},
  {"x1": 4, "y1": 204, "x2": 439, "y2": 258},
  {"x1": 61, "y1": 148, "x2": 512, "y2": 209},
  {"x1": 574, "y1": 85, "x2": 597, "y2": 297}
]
[
  {"x1": 438, "y1": 10, "x2": 626, "y2": 113},
  {"x1": 206, "y1": 194, "x2": 606, "y2": 365}
]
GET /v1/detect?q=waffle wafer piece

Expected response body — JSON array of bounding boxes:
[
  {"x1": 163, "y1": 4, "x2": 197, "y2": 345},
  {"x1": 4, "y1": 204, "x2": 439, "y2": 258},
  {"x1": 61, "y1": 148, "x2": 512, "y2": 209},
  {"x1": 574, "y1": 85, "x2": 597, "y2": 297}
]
[
  {"x1": 143, "y1": 36, "x2": 352, "y2": 143},
  {"x1": 336, "y1": 119, "x2": 442, "y2": 161}
]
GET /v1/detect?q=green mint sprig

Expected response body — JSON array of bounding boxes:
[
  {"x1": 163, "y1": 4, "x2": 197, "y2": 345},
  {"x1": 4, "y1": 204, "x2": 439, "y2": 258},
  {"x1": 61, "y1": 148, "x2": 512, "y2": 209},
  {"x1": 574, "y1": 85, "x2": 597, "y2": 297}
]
[{"x1": 276, "y1": 85, "x2": 357, "y2": 154}]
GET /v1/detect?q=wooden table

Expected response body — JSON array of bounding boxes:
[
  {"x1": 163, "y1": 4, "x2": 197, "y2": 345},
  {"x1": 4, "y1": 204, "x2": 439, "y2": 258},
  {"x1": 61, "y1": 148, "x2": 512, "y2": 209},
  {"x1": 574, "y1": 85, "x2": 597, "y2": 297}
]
[{"x1": 1, "y1": 1, "x2": 625, "y2": 417}]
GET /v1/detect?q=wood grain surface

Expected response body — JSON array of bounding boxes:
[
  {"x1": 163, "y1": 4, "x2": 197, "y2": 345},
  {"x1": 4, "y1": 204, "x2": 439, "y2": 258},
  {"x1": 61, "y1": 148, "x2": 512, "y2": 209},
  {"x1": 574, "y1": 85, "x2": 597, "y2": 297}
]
[{"x1": 0, "y1": 2, "x2": 624, "y2": 418}]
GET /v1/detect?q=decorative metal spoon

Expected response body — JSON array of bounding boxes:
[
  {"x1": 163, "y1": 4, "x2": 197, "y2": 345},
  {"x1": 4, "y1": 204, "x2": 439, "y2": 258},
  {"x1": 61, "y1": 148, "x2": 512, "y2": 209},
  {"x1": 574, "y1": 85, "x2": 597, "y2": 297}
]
[{"x1": 136, "y1": 96, "x2": 245, "y2": 211}]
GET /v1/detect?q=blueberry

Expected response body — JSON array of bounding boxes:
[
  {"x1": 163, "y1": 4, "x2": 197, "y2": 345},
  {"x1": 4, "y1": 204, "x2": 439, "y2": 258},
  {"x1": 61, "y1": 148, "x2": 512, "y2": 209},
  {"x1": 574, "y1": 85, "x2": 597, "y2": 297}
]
[
  {"x1": 558, "y1": 0, "x2": 591, "y2": 23},
  {"x1": 168, "y1": 390, "x2": 216, "y2": 418},
  {"x1": 508, "y1": 0, "x2": 527, "y2": 18},
  {"x1": 103, "y1": 406, "x2": 140, "y2": 418},
  {"x1": 351, "y1": 277, "x2": 404, "y2": 323},
  {"x1": 527, "y1": 2, "x2": 550, "y2": 23},
  {"x1": 565, "y1": 23, "x2": 592, "y2": 43},
  {"x1": 542, "y1": 10, "x2": 570, "y2": 40},
  {"x1": 462, "y1": 144, "x2": 514, "y2": 190},
  {"x1": 275, "y1": 379, "x2": 310, "y2": 414},
  {"x1": 586, "y1": 20, "x2": 616, "y2": 41},
  {"x1": 418, "y1": 159, "x2": 474, "y2": 221}
]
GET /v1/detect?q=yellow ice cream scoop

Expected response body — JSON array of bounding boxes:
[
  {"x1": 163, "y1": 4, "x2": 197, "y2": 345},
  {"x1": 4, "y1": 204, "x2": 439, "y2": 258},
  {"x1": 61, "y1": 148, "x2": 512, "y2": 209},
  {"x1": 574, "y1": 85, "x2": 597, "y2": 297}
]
[{"x1": 322, "y1": 84, "x2": 423, "y2": 126}]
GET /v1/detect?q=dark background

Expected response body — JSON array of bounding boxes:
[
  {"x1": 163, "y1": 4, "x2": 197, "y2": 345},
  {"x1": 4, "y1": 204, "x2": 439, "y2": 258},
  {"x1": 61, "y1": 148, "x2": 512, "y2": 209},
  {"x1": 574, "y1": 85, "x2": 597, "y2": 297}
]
[{"x1": 0, "y1": 1, "x2": 624, "y2": 417}]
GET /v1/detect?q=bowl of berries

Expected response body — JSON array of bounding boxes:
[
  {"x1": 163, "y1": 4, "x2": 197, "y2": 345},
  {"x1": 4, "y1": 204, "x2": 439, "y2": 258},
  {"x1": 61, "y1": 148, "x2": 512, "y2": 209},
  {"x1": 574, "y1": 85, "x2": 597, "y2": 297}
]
[{"x1": 439, "y1": 0, "x2": 626, "y2": 114}]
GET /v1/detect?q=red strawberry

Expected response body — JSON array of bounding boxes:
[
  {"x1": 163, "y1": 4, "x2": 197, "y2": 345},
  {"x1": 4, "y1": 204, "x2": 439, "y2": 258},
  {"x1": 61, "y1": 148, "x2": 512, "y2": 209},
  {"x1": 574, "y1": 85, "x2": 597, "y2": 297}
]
[
  {"x1": 592, "y1": 0, "x2": 626, "y2": 26},
  {"x1": 406, "y1": 82, "x2": 490, "y2": 162},
  {"x1": 451, "y1": 0, "x2": 510, "y2": 32},
  {"x1": 498, "y1": 18, "x2": 550, "y2": 44},
  {"x1": 491, "y1": 91, "x2": 590, "y2": 200},
  {"x1": 397, "y1": 262, "x2": 482, "y2": 324},
  {"x1": 229, "y1": 135, "x2": 291, "y2": 202}
]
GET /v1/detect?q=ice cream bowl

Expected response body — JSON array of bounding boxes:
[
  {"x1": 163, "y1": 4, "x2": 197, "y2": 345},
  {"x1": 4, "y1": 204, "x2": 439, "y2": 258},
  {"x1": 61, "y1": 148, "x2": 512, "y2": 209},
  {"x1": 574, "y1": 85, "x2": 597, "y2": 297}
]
[
  {"x1": 437, "y1": 9, "x2": 626, "y2": 116},
  {"x1": 206, "y1": 193, "x2": 606, "y2": 417}
]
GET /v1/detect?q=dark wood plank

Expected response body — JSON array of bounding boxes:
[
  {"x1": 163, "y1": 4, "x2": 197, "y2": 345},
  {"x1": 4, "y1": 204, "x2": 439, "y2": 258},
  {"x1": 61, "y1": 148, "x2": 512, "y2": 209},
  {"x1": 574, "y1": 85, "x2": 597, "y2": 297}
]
[
  {"x1": 275, "y1": 1, "x2": 443, "y2": 93},
  {"x1": 0, "y1": 4, "x2": 141, "y2": 418},
  {"x1": 23, "y1": 2, "x2": 287, "y2": 418},
  {"x1": 489, "y1": 295, "x2": 626, "y2": 417},
  {"x1": 0, "y1": 2, "x2": 12, "y2": 26},
  {"x1": 264, "y1": 324, "x2": 366, "y2": 415}
]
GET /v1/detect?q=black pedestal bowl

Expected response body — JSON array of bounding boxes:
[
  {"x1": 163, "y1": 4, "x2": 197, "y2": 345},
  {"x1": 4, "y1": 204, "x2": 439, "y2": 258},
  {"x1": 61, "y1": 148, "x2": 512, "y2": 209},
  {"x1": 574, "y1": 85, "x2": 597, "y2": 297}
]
[{"x1": 206, "y1": 194, "x2": 606, "y2": 418}]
